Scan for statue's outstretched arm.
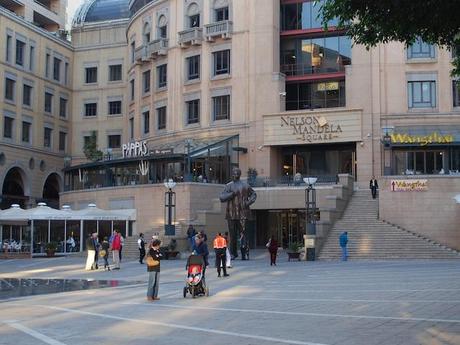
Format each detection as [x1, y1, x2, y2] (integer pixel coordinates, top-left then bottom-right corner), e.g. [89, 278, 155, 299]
[246, 187, 257, 206]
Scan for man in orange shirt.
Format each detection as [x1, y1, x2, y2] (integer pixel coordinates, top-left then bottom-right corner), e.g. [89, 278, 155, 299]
[213, 233, 229, 277]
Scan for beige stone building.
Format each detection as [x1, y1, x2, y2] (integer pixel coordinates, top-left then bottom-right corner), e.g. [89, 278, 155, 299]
[1, 0, 459, 254]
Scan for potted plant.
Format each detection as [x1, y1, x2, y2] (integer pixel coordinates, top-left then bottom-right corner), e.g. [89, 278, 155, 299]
[247, 168, 258, 186]
[287, 242, 302, 261]
[45, 242, 58, 257]
[167, 239, 179, 259]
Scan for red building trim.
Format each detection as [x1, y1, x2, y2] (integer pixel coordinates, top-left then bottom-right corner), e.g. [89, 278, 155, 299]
[280, 27, 346, 37]
[285, 72, 345, 82]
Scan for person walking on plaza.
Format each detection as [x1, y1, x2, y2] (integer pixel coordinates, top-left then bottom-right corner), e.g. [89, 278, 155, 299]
[213, 233, 229, 277]
[111, 230, 121, 270]
[370, 176, 379, 199]
[339, 231, 348, 261]
[119, 233, 124, 262]
[138, 233, 146, 264]
[66, 235, 75, 253]
[101, 236, 110, 271]
[85, 233, 98, 270]
[146, 239, 162, 301]
[193, 234, 209, 277]
[267, 237, 278, 266]
[223, 232, 232, 268]
[239, 231, 248, 260]
[186, 225, 197, 250]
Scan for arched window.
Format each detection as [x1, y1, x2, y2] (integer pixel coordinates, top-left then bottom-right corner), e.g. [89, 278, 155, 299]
[213, 0, 229, 22]
[158, 15, 167, 39]
[143, 22, 151, 44]
[187, 3, 200, 28]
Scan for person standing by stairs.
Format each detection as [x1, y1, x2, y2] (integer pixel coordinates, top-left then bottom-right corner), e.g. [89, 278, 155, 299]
[138, 233, 146, 264]
[339, 231, 348, 261]
[370, 177, 379, 199]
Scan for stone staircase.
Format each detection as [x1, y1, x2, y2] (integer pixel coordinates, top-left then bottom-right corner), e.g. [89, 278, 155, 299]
[319, 189, 460, 260]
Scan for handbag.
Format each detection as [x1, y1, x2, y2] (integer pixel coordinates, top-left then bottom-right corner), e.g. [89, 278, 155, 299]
[146, 255, 160, 267]
[99, 249, 107, 257]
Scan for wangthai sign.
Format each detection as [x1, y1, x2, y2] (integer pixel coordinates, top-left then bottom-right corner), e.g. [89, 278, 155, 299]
[390, 132, 454, 146]
[263, 111, 362, 146]
[122, 140, 149, 158]
[390, 179, 428, 192]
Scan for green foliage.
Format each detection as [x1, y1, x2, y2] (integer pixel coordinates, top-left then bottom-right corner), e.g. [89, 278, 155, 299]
[83, 131, 103, 161]
[288, 242, 303, 253]
[321, 0, 460, 76]
[45, 242, 58, 251]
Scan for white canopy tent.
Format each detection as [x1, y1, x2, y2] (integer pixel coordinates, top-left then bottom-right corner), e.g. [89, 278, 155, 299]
[0, 203, 136, 256]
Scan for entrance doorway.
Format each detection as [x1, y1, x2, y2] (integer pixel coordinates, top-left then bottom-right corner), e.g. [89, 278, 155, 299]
[1, 167, 29, 209]
[256, 210, 306, 248]
[42, 173, 62, 209]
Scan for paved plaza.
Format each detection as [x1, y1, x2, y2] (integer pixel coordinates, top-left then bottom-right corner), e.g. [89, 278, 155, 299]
[0, 252, 459, 345]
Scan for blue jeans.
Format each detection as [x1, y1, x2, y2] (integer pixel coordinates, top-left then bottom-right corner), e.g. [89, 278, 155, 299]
[147, 271, 160, 298]
[188, 237, 195, 250]
[341, 246, 348, 261]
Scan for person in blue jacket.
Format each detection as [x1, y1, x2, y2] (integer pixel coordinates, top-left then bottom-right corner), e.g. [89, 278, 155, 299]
[339, 231, 348, 261]
[192, 234, 209, 276]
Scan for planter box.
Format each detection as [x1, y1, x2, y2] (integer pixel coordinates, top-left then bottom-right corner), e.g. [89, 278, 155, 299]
[287, 252, 301, 261]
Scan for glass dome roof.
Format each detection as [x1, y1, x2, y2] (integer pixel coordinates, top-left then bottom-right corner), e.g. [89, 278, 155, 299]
[73, 0, 130, 26]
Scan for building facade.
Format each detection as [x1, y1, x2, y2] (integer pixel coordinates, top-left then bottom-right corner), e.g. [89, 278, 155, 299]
[1, 0, 459, 251]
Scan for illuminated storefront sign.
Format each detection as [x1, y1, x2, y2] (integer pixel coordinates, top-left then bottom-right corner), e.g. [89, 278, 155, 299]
[390, 179, 428, 192]
[390, 132, 454, 146]
[122, 140, 149, 158]
[280, 115, 343, 143]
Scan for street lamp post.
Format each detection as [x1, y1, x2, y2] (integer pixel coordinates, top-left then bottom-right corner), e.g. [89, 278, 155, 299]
[304, 177, 318, 261]
[164, 178, 176, 236]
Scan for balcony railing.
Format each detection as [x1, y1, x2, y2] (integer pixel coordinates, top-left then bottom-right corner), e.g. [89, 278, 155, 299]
[178, 27, 203, 47]
[134, 45, 149, 62]
[204, 20, 233, 41]
[248, 175, 339, 188]
[148, 38, 168, 57]
[281, 63, 346, 77]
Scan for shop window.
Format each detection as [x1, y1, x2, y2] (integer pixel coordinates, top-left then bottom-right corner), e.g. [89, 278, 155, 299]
[407, 38, 435, 59]
[408, 81, 436, 108]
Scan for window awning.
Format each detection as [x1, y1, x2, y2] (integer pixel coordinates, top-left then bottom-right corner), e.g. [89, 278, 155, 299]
[388, 125, 460, 147]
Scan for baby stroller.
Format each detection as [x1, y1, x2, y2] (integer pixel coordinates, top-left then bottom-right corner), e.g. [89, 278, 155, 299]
[183, 254, 209, 298]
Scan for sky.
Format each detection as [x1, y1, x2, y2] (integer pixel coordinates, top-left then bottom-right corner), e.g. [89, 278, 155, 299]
[66, 0, 86, 28]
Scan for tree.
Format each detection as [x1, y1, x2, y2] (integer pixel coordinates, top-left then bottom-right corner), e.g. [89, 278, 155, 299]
[321, 0, 460, 75]
[83, 131, 103, 161]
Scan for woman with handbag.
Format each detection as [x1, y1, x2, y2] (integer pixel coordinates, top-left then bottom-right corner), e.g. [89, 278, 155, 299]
[146, 239, 162, 301]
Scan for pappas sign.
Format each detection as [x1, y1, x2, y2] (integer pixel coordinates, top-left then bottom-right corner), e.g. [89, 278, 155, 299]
[391, 179, 428, 192]
[122, 141, 149, 158]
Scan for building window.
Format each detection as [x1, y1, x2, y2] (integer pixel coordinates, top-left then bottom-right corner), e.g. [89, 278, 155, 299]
[23, 84, 32, 107]
[45, 53, 50, 78]
[131, 42, 135, 64]
[130, 80, 135, 101]
[84, 103, 98, 117]
[53, 57, 61, 81]
[83, 135, 91, 148]
[281, 1, 337, 31]
[22, 121, 31, 143]
[44, 127, 52, 148]
[187, 55, 200, 80]
[157, 64, 167, 88]
[143, 110, 150, 134]
[5, 78, 15, 101]
[186, 99, 200, 124]
[16, 40, 25, 66]
[44, 92, 53, 113]
[157, 106, 166, 130]
[109, 100, 122, 115]
[453, 80, 460, 107]
[29, 46, 35, 71]
[213, 50, 230, 76]
[408, 81, 436, 108]
[190, 14, 200, 28]
[85, 67, 98, 84]
[215, 7, 229, 21]
[129, 118, 134, 139]
[213, 95, 230, 121]
[286, 80, 346, 110]
[64, 62, 69, 84]
[59, 131, 66, 151]
[109, 64, 122, 81]
[59, 98, 67, 118]
[159, 25, 167, 39]
[6, 35, 12, 63]
[143, 70, 151, 93]
[108, 134, 121, 149]
[407, 38, 435, 59]
[3, 117, 13, 139]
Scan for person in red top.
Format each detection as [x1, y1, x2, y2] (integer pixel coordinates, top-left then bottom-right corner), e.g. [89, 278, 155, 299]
[111, 230, 121, 269]
[213, 233, 229, 277]
[267, 237, 279, 266]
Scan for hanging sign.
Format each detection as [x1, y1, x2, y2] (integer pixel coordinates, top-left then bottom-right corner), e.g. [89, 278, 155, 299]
[122, 140, 149, 158]
[390, 179, 428, 192]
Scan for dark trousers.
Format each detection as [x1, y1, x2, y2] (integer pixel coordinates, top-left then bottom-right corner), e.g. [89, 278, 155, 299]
[215, 249, 227, 276]
[119, 246, 123, 261]
[103, 255, 109, 269]
[240, 246, 247, 260]
[227, 220, 242, 258]
[139, 248, 145, 263]
[270, 252, 277, 265]
[371, 188, 377, 199]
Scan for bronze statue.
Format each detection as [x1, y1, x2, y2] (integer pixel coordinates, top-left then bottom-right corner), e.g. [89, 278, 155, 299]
[219, 168, 257, 258]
